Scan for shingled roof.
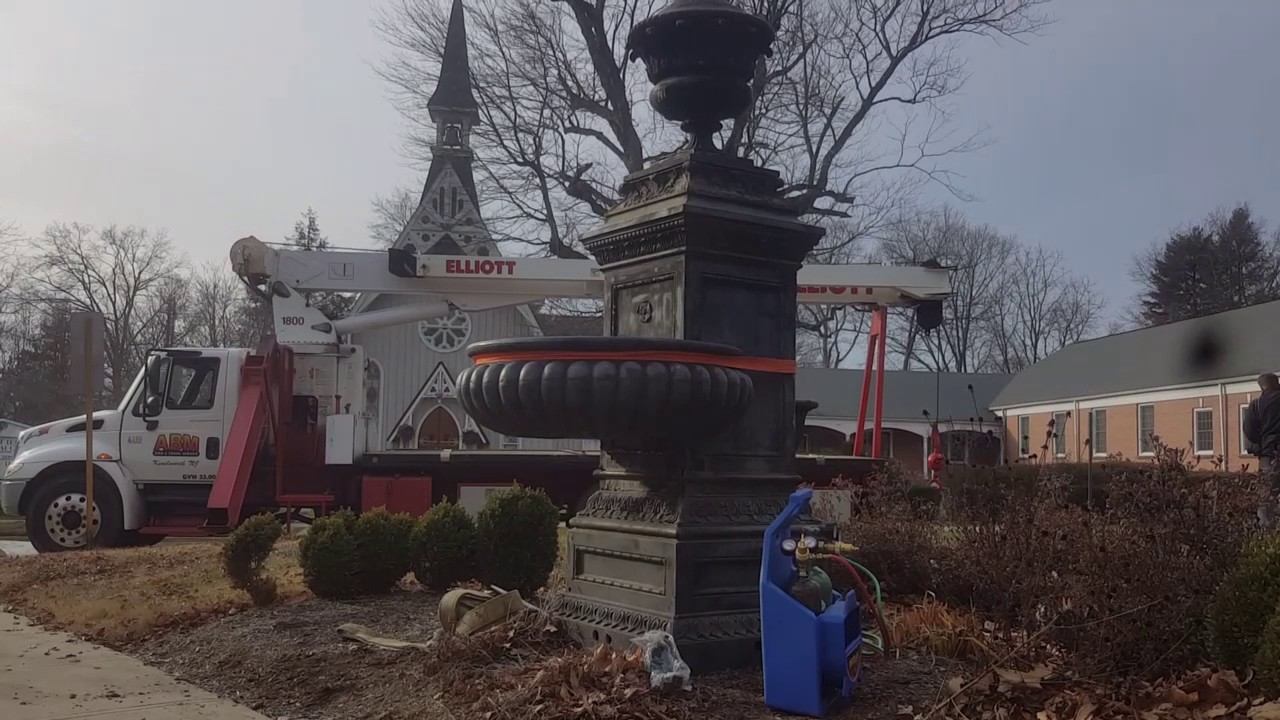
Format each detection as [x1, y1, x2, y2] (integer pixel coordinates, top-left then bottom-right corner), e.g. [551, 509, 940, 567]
[428, 0, 478, 113]
[796, 369, 1011, 424]
[992, 299, 1280, 409]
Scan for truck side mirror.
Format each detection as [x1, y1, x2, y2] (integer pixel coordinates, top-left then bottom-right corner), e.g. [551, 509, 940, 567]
[143, 356, 166, 418]
[145, 356, 164, 395]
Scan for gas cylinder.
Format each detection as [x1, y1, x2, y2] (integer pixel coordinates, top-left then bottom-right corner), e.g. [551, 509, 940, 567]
[789, 565, 833, 614]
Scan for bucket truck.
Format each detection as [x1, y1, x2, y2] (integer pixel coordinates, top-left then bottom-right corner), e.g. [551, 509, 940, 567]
[0, 237, 950, 552]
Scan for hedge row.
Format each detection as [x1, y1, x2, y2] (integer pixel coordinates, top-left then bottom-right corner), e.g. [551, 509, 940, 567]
[943, 460, 1251, 511]
[221, 484, 561, 603]
[843, 453, 1266, 676]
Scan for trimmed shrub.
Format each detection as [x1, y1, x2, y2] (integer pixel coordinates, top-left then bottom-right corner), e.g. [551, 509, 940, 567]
[476, 484, 560, 597]
[221, 513, 283, 606]
[352, 508, 416, 594]
[411, 500, 477, 591]
[1254, 604, 1280, 694]
[1209, 532, 1280, 671]
[298, 509, 360, 599]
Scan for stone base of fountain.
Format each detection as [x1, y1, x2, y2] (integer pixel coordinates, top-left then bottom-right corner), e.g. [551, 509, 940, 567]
[553, 452, 815, 672]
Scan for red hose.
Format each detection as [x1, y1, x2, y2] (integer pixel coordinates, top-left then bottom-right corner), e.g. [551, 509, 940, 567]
[826, 554, 892, 653]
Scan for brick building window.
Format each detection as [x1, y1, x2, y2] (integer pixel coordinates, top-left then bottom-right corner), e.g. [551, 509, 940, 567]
[860, 430, 894, 457]
[1138, 404, 1156, 456]
[1194, 408, 1214, 455]
[1088, 408, 1107, 455]
[1052, 411, 1068, 457]
[1241, 404, 1254, 456]
[1018, 416, 1030, 457]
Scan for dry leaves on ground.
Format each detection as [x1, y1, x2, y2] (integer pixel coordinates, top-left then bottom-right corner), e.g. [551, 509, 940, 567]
[926, 664, 1280, 720]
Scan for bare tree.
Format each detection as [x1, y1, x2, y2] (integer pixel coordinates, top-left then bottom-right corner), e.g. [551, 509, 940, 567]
[0, 220, 31, 410]
[376, 0, 1048, 254]
[369, 186, 422, 247]
[184, 262, 267, 348]
[880, 206, 1014, 372]
[797, 305, 870, 368]
[27, 223, 182, 402]
[796, 221, 875, 366]
[984, 245, 1104, 373]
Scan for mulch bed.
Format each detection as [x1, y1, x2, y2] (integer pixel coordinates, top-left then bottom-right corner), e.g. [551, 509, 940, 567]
[135, 591, 451, 719]
[133, 590, 955, 720]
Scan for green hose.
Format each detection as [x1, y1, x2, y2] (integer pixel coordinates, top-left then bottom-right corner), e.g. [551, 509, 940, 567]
[850, 559, 885, 656]
[824, 556, 887, 656]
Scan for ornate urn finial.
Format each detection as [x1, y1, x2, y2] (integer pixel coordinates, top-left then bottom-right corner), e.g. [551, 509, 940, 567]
[626, 0, 775, 152]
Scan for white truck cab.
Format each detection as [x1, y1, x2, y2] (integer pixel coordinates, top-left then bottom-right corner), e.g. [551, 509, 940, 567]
[0, 348, 246, 551]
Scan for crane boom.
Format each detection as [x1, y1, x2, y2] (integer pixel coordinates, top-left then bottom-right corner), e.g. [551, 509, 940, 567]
[230, 236, 951, 345]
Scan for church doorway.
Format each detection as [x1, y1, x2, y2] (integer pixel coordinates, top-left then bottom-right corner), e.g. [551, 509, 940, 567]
[418, 406, 460, 450]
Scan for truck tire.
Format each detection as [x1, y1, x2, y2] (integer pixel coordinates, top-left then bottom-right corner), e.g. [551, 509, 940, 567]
[24, 473, 126, 553]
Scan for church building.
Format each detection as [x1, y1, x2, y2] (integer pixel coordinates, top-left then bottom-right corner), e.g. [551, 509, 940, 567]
[349, 0, 597, 454]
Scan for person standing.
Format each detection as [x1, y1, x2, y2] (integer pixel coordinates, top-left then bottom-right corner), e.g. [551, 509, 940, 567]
[1244, 373, 1280, 529]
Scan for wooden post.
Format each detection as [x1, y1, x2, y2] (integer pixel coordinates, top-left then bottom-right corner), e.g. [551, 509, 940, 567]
[71, 311, 104, 549]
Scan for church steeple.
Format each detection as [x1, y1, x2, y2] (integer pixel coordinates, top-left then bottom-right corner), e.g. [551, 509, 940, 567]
[428, 0, 479, 149]
[379, 0, 491, 260]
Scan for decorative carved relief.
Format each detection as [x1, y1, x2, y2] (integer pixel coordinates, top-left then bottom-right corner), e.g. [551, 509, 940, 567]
[553, 595, 672, 635]
[634, 299, 654, 323]
[611, 168, 690, 212]
[577, 491, 679, 524]
[671, 612, 761, 643]
[610, 154, 790, 215]
[554, 595, 763, 645]
[576, 487, 796, 526]
[584, 214, 813, 267]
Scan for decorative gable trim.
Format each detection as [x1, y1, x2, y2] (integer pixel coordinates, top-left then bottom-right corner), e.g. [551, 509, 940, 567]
[461, 414, 489, 447]
[386, 363, 459, 444]
[423, 362, 458, 399]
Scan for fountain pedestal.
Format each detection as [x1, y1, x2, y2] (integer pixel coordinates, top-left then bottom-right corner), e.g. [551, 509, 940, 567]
[559, 151, 823, 670]
[459, 0, 826, 671]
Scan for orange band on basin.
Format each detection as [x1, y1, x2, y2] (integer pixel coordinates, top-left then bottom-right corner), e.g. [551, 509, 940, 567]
[471, 350, 797, 375]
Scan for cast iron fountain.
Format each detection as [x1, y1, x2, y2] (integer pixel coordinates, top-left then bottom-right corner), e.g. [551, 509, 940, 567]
[458, 0, 825, 672]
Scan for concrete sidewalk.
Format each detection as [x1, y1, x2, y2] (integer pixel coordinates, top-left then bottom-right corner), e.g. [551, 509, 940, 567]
[0, 540, 34, 557]
[1, 612, 269, 719]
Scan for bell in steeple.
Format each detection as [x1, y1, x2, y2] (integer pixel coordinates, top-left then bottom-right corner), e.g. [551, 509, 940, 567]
[429, 0, 478, 153]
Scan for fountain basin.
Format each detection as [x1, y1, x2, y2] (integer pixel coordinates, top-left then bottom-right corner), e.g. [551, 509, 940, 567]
[457, 337, 754, 444]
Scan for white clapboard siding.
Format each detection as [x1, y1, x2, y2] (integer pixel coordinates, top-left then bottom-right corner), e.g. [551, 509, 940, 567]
[352, 294, 591, 452]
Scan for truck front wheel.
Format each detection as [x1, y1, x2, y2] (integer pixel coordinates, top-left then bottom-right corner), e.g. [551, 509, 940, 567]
[25, 474, 125, 552]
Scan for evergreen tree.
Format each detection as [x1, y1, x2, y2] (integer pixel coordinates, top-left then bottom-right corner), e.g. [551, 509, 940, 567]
[1212, 205, 1278, 309]
[288, 207, 330, 252]
[285, 208, 353, 320]
[0, 308, 83, 423]
[1135, 204, 1280, 326]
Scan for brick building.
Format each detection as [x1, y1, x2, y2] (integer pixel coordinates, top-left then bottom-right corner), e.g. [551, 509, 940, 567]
[992, 300, 1280, 469]
[797, 368, 1011, 474]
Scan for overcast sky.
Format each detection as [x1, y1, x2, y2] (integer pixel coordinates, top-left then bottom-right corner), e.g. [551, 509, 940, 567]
[2, 0, 1278, 311]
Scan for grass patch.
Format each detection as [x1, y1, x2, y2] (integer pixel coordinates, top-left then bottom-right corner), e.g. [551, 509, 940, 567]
[0, 540, 306, 645]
